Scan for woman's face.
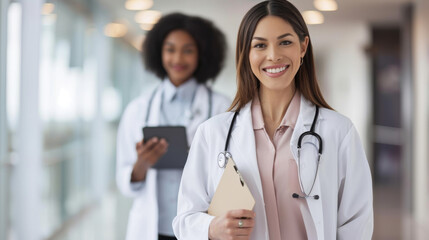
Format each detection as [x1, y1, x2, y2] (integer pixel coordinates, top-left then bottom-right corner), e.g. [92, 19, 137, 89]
[162, 30, 198, 86]
[249, 15, 308, 92]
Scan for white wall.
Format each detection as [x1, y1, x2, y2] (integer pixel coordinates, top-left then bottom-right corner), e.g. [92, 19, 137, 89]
[310, 22, 372, 159]
[412, 0, 429, 233]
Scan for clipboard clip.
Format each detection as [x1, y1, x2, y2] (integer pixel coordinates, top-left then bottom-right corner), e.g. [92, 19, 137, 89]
[233, 165, 245, 187]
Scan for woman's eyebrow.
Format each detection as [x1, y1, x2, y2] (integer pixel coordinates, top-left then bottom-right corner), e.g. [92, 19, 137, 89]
[277, 33, 292, 39]
[163, 42, 196, 47]
[252, 33, 293, 41]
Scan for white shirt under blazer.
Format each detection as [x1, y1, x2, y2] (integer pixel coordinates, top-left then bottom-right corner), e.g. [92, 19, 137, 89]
[116, 83, 230, 240]
[173, 96, 373, 240]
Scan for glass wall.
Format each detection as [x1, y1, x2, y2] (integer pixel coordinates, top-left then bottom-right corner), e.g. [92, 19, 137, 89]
[38, 0, 147, 237]
[4, 1, 22, 239]
[39, 2, 95, 235]
[3, 0, 148, 238]
[0, 0, 10, 238]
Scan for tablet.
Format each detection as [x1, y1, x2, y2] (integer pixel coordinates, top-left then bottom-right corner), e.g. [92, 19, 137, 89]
[142, 126, 189, 169]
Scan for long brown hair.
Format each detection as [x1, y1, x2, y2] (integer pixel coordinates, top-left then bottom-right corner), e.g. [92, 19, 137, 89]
[229, 0, 332, 111]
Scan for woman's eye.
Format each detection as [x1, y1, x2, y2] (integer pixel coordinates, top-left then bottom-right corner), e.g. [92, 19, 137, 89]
[183, 48, 195, 54]
[165, 48, 175, 53]
[280, 40, 292, 46]
[253, 43, 266, 48]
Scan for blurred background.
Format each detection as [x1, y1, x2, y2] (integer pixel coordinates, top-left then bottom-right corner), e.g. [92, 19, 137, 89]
[0, 0, 428, 239]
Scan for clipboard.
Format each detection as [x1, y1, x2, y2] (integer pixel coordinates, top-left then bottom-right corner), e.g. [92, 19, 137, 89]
[142, 126, 188, 169]
[208, 157, 255, 216]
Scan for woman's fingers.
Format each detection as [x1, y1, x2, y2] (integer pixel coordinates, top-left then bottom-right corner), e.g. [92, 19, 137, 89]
[233, 227, 254, 236]
[140, 137, 159, 152]
[140, 138, 168, 165]
[209, 211, 255, 240]
[145, 139, 168, 159]
[230, 218, 254, 229]
[137, 138, 166, 155]
[223, 217, 254, 231]
[222, 227, 253, 237]
[226, 209, 256, 220]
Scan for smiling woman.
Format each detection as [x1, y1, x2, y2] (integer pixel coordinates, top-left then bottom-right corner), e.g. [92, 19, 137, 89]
[173, 1, 373, 239]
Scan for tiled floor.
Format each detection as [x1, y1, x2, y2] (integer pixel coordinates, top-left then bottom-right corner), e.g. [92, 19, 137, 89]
[54, 190, 132, 240]
[373, 184, 429, 240]
[53, 186, 428, 240]
[373, 184, 403, 239]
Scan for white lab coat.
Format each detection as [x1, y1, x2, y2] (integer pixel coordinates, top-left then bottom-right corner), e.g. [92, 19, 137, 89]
[116, 84, 231, 240]
[173, 96, 373, 240]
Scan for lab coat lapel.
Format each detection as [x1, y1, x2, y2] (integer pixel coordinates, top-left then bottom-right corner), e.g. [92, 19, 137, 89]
[145, 86, 162, 126]
[185, 85, 209, 144]
[188, 85, 209, 129]
[291, 97, 324, 193]
[229, 102, 264, 202]
[291, 97, 325, 239]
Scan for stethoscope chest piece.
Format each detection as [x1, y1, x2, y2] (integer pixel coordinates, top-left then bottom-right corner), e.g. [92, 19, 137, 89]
[217, 151, 232, 168]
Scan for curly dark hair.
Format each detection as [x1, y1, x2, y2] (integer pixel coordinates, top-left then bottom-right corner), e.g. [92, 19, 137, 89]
[142, 13, 227, 84]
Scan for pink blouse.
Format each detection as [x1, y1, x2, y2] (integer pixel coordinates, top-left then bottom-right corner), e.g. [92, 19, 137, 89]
[251, 91, 309, 240]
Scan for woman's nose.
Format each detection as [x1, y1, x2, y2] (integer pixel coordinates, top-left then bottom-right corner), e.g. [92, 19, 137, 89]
[173, 52, 183, 62]
[267, 46, 282, 62]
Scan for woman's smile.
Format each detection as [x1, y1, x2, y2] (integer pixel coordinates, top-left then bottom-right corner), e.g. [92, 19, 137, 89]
[171, 64, 188, 72]
[262, 64, 289, 77]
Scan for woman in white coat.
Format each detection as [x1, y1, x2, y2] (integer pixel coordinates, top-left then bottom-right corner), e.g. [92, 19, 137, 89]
[173, 1, 373, 239]
[116, 13, 230, 240]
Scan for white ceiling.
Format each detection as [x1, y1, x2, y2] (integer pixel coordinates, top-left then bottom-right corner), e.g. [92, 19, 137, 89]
[97, 0, 413, 50]
[100, 0, 413, 24]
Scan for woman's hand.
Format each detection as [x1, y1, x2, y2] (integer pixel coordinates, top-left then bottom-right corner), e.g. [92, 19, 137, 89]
[208, 209, 255, 240]
[131, 137, 168, 182]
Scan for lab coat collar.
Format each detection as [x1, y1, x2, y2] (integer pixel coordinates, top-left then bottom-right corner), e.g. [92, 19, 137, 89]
[234, 95, 324, 132]
[298, 96, 325, 127]
[162, 78, 198, 103]
[145, 82, 206, 127]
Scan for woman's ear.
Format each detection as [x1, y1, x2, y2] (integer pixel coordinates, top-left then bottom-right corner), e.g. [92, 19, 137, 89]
[301, 36, 309, 58]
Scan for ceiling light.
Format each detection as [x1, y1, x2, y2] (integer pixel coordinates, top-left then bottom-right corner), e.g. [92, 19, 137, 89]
[314, 0, 338, 12]
[135, 10, 162, 24]
[140, 23, 154, 31]
[302, 11, 324, 25]
[104, 23, 128, 38]
[42, 3, 55, 15]
[125, 0, 153, 11]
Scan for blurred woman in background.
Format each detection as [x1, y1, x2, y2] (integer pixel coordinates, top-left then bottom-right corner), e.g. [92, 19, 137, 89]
[116, 13, 230, 240]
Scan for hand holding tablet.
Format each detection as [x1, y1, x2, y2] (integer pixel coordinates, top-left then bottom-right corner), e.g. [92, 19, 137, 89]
[142, 126, 189, 169]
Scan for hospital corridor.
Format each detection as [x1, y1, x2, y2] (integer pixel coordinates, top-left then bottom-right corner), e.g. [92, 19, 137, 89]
[1, 0, 429, 239]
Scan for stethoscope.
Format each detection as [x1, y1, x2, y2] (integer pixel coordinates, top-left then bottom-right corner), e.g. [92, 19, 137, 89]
[145, 84, 213, 124]
[217, 105, 323, 200]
